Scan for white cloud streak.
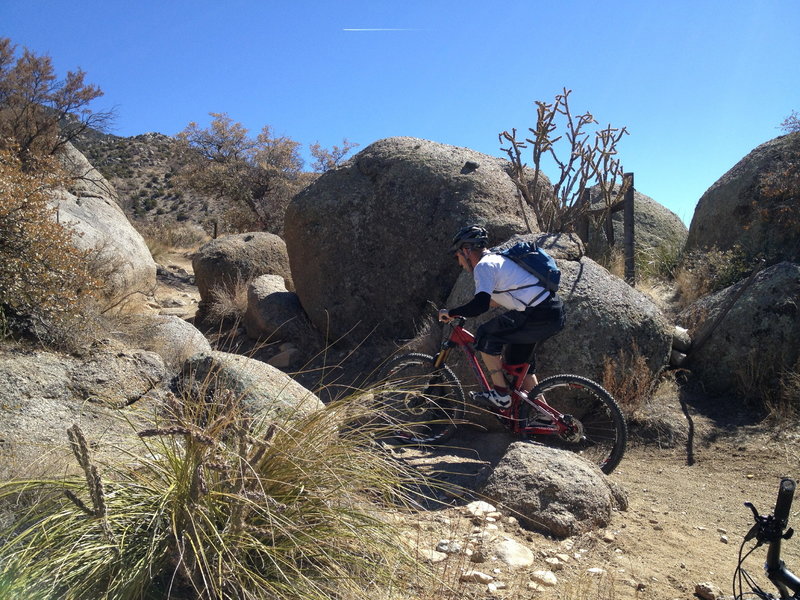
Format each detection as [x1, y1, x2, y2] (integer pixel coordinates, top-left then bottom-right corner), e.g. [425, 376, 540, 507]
[342, 28, 420, 31]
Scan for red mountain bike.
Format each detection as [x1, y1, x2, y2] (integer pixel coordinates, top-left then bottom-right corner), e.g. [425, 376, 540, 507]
[376, 316, 627, 474]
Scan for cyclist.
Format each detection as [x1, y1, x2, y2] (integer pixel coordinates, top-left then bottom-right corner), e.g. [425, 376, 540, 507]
[438, 224, 566, 409]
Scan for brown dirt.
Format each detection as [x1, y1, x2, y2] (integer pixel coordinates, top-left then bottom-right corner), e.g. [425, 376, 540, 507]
[393, 412, 800, 599]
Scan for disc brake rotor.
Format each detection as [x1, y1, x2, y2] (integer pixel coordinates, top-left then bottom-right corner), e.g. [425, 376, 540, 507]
[559, 414, 585, 443]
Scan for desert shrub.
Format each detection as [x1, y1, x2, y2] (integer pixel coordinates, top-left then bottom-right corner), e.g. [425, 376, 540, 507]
[774, 362, 800, 421]
[734, 351, 800, 423]
[673, 246, 751, 308]
[636, 241, 684, 282]
[601, 341, 656, 418]
[592, 245, 625, 279]
[0, 383, 431, 599]
[0, 147, 101, 339]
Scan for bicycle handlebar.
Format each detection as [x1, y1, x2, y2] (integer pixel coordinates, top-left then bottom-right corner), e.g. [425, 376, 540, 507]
[763, 478, 800, 599]
[774, 478, 796, 530]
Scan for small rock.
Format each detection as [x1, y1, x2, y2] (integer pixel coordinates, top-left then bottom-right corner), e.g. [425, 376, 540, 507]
[460, 570, 494, 584]
[419, 549, 448, 563]
[495, 538, 534, 568]
[695, 581, 724, 600]
[587, 567, 607, 575]
[527, 582, 543, 591]
[530, 570, 558, 586]
[436, 540, 462, 554]
[545, 557, 562, 569]
[465, 501, 497, 518]
[720, 535, 729, 544]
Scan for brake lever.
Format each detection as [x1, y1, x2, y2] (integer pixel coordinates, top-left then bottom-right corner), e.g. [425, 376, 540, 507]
[744, 502, 762, 542]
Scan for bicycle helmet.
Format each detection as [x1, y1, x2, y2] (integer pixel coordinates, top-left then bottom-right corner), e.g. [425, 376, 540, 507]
[450, 225, 489, 253]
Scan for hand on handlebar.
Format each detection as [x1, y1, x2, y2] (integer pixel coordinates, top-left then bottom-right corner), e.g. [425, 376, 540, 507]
[438, 309, 453, 323]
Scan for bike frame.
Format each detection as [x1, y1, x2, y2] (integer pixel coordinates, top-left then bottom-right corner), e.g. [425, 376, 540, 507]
[432, 318, 568, 436]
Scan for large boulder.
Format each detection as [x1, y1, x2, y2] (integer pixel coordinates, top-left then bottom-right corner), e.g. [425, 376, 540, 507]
[283, 137, 550, 346]
[686, 133, 800, 262]
[180, 351, 324, 422]
[193, 232, 293, 311]
[243, 274, 321, 348]
[0, 347, 168, 479]
[585, 186, 688, 259]
[481, 442, 627, 537]
[677, 261, 800, 397]
[109, 314, 212, 371]
[51, 142, 157, 308]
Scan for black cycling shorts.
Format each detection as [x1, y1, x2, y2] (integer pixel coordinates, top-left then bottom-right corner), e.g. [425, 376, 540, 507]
[475, 294, 565, 368]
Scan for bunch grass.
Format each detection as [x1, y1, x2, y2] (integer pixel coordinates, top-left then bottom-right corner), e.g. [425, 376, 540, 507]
[0, 377, 435, 599]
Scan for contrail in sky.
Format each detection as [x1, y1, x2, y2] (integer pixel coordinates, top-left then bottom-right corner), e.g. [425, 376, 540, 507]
[342, 28, 420, 31]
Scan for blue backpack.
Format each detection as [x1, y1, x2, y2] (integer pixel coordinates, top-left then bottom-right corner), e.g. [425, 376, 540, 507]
[494, 240, 560, 304]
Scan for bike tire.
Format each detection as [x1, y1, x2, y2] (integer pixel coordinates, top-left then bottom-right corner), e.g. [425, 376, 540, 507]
[523, 374, 627, 474]
[374, 352, 465, 445]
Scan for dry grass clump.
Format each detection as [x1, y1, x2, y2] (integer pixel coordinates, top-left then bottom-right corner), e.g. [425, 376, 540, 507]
[137, 221, 211, 262]
[0, 378, 436, 599]
[601, 342, 656, 419]
[206, 277, 250, 324]
[735, 351, 800, 425]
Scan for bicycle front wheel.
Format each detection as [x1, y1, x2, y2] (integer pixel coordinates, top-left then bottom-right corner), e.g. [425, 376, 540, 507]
[374, 353, 465, 445]
[524, 374, 627, 474]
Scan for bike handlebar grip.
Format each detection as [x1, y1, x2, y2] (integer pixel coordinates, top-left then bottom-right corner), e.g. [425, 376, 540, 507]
[773, 478, 796, 529]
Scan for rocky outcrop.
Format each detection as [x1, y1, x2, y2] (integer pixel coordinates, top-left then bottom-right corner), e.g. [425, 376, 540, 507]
[686, 132, 800, 262]
[678, 261, 800, 396]
[481, 442, 627, 537]
[51, 142, 157, 308]
[243, 275, 321, 348]
[109, 314, 212, 371]
[0, 347, 168, 479]
[192, 232, 293, 311]
[180, 351, 323, 421]
[283, 137, 551, 346]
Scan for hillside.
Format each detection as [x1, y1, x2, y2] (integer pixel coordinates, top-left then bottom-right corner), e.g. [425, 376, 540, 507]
[73, 130, 220, 228]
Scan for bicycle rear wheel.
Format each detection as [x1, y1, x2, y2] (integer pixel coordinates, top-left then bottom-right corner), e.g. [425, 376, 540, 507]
[523, 374, 627, 474]
[374, 353, 464, 445]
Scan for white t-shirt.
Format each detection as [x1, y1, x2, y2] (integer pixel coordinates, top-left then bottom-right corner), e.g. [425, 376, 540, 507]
[473, 253, 549, 311]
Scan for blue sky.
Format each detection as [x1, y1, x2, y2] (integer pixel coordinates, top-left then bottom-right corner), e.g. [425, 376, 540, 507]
[2, 0, 798, 226]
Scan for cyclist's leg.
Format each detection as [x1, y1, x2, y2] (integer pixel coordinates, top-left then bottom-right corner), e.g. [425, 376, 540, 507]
[480, 351, 506, 388]
[504, 294, 566, 392]
[504, 343, 538, 392]
[475, 312, 527, 390]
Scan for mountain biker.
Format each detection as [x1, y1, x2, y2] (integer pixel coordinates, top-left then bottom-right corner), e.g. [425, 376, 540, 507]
[438, 224, 566, 409]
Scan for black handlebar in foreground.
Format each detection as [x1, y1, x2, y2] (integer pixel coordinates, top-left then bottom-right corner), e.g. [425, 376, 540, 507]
[774, 478, 796, 532]
[765, 478, 800, 598]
